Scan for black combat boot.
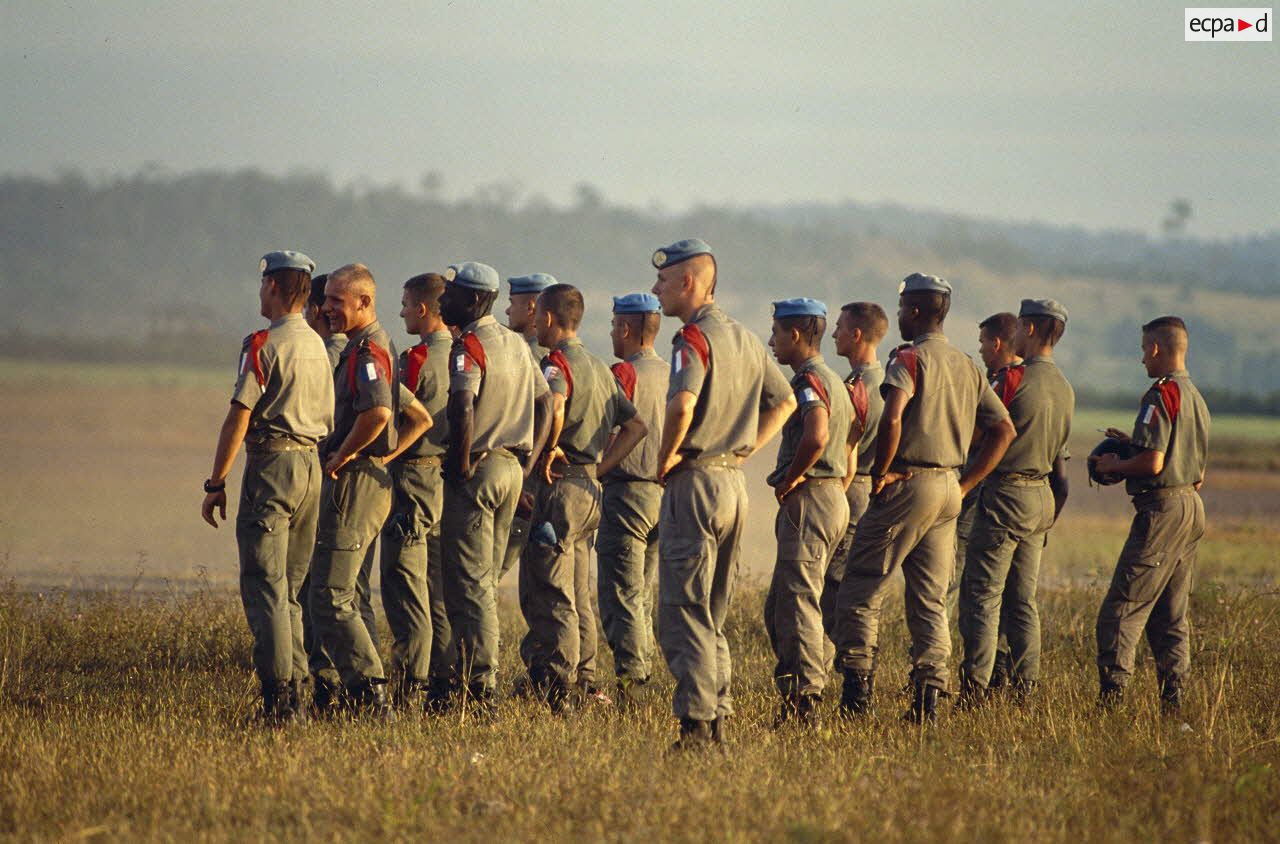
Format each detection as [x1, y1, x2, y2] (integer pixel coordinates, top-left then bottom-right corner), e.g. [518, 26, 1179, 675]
[904, 681, 939, 724]
[1098, 681, 1124, 711]
[547, 680, 577, 715]
[989, 651, 1012, 691]
[348, 678, 396, 722]
[954, 674, 989, 712]
[838, 670, 874, 719]
[671, 718, 714, 751]
[462, 683, 499, 721]
[615, 677, 649, 713]
[1158, 675, 1182, 716]
[311, 673, 342, 719]
[250, 680, 294, 727]
[1010, 678, 1037, 706]
[710, 715, 728, 744]
[425, 676, 455, 715]
[395, 677, 430, 712]
[795, 694, 822, 728]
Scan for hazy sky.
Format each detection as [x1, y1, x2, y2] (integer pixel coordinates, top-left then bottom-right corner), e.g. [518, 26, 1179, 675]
[3, 1, 1276, 237]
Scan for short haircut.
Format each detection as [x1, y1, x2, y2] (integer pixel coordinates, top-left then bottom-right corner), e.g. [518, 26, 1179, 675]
[308, 273, 328, 308]
[618, 311, 661, 343]
[840, 302, 888, 344]
[777, 315, 827, 348]
[1142, 315, 1189, 353]
[902, 290, 950, 322]
[404, 273, 446, 314]
[978, 312, 1018, 344]
[330, 262, 376, 295]
[539, 283, 584, 330]
[266, 267, 312, 309]
[1021, 314, 1066, 346]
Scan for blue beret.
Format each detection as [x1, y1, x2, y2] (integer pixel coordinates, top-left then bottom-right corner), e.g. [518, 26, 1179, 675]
[1019, 298, 1069, 323]
[444, 262, 500, 292]
[652, 238, 713, 269]
[260, 250, 315, 275]
[772, 298, 828, 319]
[898, 272, 952, 296]
[507, 273, 557, 295]
[613, 293, 661, 314]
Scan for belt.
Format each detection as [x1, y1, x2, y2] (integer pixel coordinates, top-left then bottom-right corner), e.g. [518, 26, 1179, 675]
[400, 455, 442, 468]
[850, 474, 873, 485]
[348, 454, 386, 468]
[988, 472, 1048, 487]
[890, 464, 957, 475]
[246, 437, 317, 454]
[1132, 484, 1196, 509]
[667, 452, 740, 477]
[556, 463, 597, 480]
[469, 447, 518, 464]
[801, 477, 843, 487]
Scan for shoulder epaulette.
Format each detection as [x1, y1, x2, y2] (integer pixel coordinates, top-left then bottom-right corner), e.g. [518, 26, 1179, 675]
[403, 343, 430, 391]
[889, 344, 919, 388]
[346, 338, 392, 393]
[801, 370, 831, 411]
[241, 329, 270, 388]
[678, 324, 710, 369]
[845, 377, 870, 428]
[461, 332, 487, 373]
[547, 349, 574, 399]
[611, 361, 637, 402]
[995, 363, 1026, 408]
[1155, 377, 1181, 420]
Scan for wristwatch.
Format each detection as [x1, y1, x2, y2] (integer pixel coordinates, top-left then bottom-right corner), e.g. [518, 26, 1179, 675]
[203, 479, 226, 493]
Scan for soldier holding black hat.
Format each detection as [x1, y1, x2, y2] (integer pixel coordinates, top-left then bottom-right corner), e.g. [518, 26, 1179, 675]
[1091, 316, 1209, 713]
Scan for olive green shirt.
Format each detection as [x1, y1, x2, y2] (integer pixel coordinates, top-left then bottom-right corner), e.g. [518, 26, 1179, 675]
[668, 303, 792, 458]
[396, 329, 452, 460]
[450, 314, 550, 454]
[990, 356, 1074, 477]
[846, 360, 884, 476]
[603, 348, 668, 482]
[541, 338, 638, 465]
[768, 354, 852, 486]
[1126, 370, 1210, 495]
[525, 332, 549, 368]
[882, 332, 1009, 470]
[323, 320, 398, 459]
[231, 312, 334, 444]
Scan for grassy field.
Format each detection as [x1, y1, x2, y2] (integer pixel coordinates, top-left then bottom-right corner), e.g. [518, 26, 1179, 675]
[1, 582, 1278, 842]
[2, 359, 1278, 840]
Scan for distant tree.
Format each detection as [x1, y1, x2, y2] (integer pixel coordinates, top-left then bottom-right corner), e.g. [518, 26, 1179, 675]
[1162, 198, 1192, 236]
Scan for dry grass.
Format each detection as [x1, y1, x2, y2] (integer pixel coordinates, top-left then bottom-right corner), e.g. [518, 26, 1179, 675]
[1, 577, 1277, 842]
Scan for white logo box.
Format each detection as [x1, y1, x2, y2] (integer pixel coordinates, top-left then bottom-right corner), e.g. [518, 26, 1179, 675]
[1185, 8, 1273, 40]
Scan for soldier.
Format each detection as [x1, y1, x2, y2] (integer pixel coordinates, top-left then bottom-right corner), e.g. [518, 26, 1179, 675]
[305, 273, 346, 369]
[518, 284, 648, 711]
[832, 273, 1015, 723]
[1091, 316, 1209, 713]
[379, 272, 458, 710]
[598, 293, 668, 709]
[950, 313, 1022, 625]
[300, 270, 378, 712]
[650, 238, 795, 748]
[310, 262, 431, 717]
[501, 273, 558, 582]
[763, 298, 852, 727]
[822, 302, 888, 640]
[957, 300, 1073, 705]
[201, 250, 333, 723]
[438, 262, 553, 715]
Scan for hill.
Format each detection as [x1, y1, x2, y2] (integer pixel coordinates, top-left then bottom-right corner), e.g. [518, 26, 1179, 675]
[2, 169, 1277, 394]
